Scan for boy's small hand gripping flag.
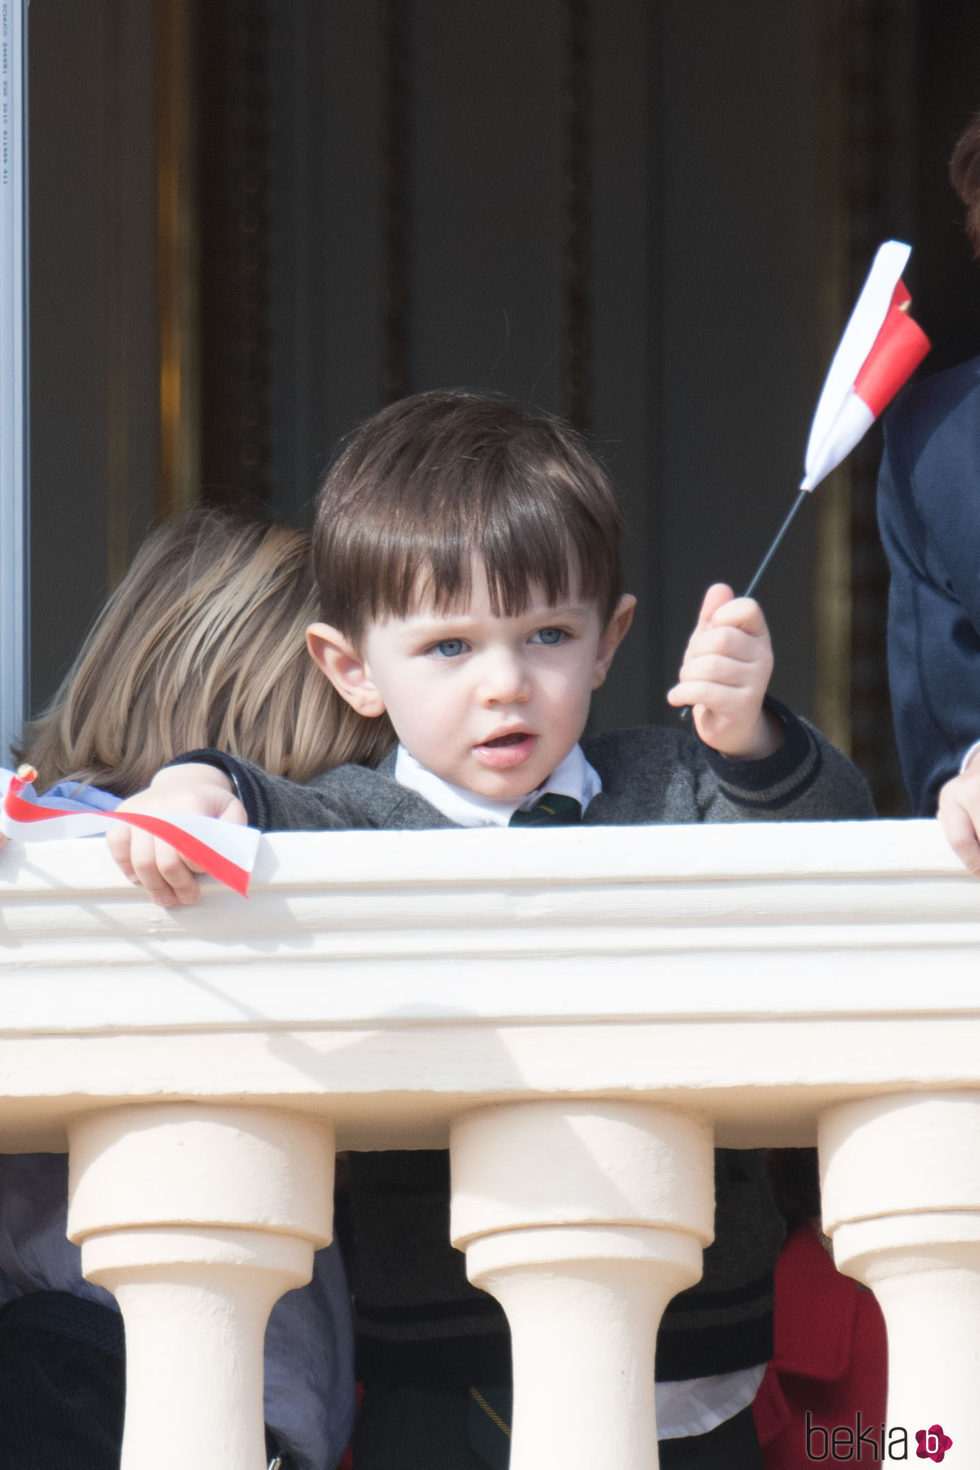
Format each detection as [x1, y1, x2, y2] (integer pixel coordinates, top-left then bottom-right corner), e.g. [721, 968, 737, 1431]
[743, 239, 930, 598]
[1, 767, 260, 897]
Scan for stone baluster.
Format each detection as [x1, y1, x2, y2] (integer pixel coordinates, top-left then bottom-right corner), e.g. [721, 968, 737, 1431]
[820, 1092, 980, 1461]
[68, 1103, 334, 1470]
[450, 1100, 714, 1470]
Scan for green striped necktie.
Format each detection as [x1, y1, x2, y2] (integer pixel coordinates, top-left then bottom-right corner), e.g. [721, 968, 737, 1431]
[468, 1385, 512, 1469]
[508, 793, 582, 827]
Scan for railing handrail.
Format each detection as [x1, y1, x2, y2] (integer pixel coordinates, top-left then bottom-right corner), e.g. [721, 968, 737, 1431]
[0, 815, 978, 1155]
[0, 816, 963, 899]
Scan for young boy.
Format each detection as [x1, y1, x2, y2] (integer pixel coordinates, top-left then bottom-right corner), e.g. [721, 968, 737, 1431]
[109, 391, 873, 1468]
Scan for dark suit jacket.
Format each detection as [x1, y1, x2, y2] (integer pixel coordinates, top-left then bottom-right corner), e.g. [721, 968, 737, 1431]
[878, 355, 980, 814]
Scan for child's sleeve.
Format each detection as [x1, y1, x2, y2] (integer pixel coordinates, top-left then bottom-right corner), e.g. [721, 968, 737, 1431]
[695, 700, 875, 823]
[877, 399, 980, 816]
[165, 750, 369, 833]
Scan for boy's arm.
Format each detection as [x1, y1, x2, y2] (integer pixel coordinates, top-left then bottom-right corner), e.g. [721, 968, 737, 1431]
[107, 751, 355, 907]
[666, 583, 874, 821]
[694, 702, 875, 821]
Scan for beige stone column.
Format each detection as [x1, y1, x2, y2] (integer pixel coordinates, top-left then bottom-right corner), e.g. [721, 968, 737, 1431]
[450, 1101, 714, 1470]
[68, 1104, 335, 1470]
[821, 1092, 980, 1458]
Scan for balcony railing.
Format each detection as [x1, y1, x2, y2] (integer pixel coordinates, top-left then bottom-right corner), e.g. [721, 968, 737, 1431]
[2, 817, 979, 1468]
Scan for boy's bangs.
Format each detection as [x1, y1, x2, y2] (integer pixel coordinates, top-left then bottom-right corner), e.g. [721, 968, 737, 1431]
[367, 482, 608, 623]
[315, 391, 624, 637]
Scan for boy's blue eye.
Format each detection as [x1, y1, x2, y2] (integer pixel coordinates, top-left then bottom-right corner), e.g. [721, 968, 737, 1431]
[431, 638, 467, 658]
[532, 627, 566, 646]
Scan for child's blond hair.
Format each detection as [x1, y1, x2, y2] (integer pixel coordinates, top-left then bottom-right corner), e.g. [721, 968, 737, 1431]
[18, 509, 394, 796]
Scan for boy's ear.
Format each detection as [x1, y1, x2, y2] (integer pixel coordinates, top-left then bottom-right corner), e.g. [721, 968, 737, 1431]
[306, 623, 387, 718]
[591, 594, 636, 690]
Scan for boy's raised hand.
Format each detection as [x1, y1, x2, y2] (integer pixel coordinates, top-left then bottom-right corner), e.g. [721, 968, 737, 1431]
[106, 764, 247, 908]
[667, 583, 783, 760]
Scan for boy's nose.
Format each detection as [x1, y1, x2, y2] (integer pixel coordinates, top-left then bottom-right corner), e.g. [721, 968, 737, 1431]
[478, 650, 530, 704]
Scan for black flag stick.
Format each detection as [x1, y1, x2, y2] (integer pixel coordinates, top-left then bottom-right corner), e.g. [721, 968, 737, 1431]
[741, 488, 809, 600]
[678, 488, 810, 721]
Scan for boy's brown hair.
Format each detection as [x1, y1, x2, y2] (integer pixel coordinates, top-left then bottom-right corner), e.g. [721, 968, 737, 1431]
[312, 390, 624, 643]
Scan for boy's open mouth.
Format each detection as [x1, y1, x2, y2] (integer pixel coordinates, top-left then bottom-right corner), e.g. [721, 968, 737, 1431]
[474, 730, 537, 769]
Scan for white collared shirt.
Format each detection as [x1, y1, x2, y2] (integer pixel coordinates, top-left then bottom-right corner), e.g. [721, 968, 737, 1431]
[393, 742, 601, 826]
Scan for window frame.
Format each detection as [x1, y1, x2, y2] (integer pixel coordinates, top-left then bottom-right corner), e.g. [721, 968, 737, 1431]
[0, 0, 28, 767]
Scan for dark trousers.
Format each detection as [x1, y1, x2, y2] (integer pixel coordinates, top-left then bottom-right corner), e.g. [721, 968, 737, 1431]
[0, 1293, 125, 1470]
[352, 1385, 764, 1470]
[0, 1293, 292, 1470]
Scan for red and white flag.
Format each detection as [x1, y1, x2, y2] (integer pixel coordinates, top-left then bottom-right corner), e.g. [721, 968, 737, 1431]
[1, 768, 260, 897]
[801, 240, 930, 491]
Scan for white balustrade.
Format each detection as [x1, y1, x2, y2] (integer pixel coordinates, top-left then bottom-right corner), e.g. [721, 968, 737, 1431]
[2, 816, 980, 1467]
[451, 1102, 714, 1470]
[69, 1105, 334, 1470]
[820, 1093, 980, 1458]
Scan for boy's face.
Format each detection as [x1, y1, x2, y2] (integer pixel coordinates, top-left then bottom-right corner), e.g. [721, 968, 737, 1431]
[310, 561, 635, 801]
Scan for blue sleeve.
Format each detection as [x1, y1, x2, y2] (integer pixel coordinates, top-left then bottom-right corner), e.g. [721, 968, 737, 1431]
[263, 1243, 356, 1470]
[877, 402, 980, 815]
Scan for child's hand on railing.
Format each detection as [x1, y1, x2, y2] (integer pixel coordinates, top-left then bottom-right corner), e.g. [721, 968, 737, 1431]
[938, 756, 980, 877]
[107, 764, 247, 907]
